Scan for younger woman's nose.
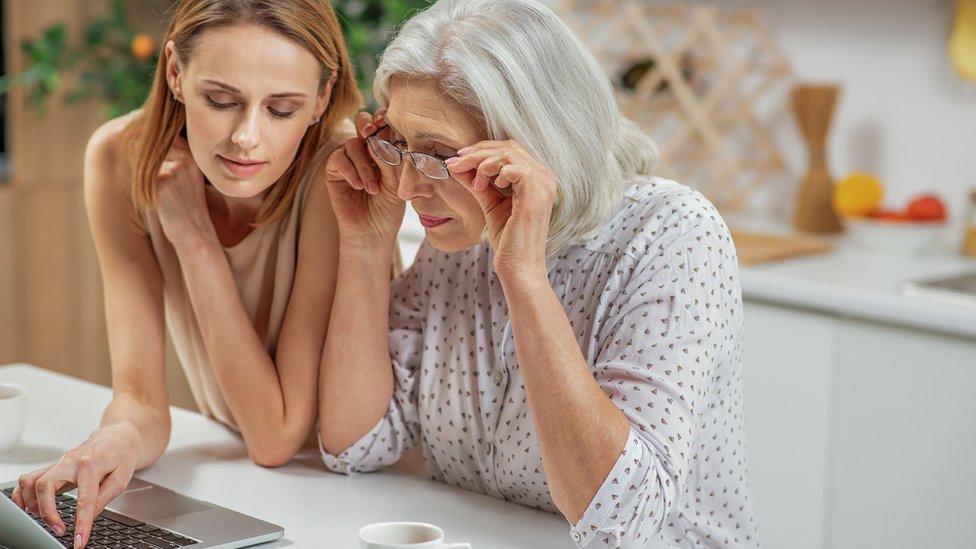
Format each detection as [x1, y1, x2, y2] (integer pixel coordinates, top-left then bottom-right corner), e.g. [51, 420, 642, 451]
[231, 109, 261, 151]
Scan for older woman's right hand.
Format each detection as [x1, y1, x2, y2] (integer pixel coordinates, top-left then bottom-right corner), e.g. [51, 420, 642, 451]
[11, 423, 140, 549]
[324, 110, 405, 246]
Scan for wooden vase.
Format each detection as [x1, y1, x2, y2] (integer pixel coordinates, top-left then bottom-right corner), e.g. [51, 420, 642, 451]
[792, 84, 843, 233]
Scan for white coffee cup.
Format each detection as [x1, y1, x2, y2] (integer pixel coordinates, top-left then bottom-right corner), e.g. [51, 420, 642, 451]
[359, 522, 471, 549]
[0, 382, 27, 455]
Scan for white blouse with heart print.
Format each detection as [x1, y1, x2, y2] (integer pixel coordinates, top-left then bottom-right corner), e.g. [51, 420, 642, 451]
[320, 177, 761, 548]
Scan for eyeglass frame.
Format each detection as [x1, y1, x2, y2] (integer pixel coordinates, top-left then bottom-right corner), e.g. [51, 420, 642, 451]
[365, 125, 452, 181]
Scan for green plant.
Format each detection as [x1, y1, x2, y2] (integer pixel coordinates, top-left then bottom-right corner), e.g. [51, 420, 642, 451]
[0, 0, 163, 119]
[333, 0, 432, 105]
[2, 0, 429, 118]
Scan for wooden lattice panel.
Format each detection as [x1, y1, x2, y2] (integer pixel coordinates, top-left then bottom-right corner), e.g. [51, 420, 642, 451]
[556, 1, 794, 211]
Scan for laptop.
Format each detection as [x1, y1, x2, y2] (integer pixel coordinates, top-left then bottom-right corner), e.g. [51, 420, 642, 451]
[0, 477, 283, 549]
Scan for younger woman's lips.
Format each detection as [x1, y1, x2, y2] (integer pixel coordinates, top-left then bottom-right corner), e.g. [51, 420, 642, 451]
[418, 214, 453, 228]
[219, 155, 267, 178]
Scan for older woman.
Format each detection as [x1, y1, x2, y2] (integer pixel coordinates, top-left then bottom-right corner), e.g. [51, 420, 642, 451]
[320, 0, 759, 547]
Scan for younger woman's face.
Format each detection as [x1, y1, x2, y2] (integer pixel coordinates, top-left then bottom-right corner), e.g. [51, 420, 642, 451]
[166, 24, 330, 199]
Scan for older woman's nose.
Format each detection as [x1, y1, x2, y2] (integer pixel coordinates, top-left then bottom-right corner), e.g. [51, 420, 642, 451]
[231, 109, 261, 151]
[397, 165, 434, 201]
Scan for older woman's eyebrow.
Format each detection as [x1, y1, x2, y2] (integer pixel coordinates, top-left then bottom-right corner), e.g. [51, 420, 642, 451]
[202, 79, 307, 99]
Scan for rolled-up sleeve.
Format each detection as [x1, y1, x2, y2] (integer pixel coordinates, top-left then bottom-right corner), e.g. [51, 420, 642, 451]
[320, 243, 432, 474]
[571, 221, 740, 547]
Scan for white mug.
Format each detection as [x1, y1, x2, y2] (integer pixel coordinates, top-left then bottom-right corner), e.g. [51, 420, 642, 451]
[359, 522, 471, 549]
[0, 382, 27, 456]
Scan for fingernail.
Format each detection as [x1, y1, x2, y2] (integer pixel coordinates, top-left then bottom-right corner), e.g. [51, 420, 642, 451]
[362, 123, 375, 135]
[457, 147, 472, 155]
[54, 524, 64, 536]
[444, 157, 460, 166]
[74, 533, 83, 548]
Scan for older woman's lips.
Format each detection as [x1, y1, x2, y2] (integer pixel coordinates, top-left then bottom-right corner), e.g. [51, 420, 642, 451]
[418, 214, 453, 228]
[219, 155, 267, 178]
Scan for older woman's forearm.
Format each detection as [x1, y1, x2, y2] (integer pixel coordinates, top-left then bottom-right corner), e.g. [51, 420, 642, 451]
[499, 273, 631, 524]
[319, 240, 397, 455]
[175, 241, 313, 466]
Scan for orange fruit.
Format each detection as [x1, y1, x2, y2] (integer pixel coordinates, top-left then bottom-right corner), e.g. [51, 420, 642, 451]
[131, 34, 155, 61]
[834, 172, 883, 217]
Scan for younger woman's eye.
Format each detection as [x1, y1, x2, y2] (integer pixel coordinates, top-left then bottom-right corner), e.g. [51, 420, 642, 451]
[269, 107, 296, 119]
[205, 95, 235, 109]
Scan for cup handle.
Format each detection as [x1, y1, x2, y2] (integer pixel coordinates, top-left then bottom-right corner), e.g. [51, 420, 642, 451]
[443, 544, 471, 549]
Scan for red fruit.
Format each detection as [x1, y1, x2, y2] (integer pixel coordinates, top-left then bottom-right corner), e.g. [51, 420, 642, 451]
[905, 195, 947, 221]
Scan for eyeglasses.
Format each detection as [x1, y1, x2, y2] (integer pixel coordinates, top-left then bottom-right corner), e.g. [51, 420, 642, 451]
[365, 127, 451, 180]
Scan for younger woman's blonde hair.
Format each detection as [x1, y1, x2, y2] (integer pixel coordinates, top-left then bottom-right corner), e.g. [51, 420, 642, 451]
[126, 0, 362, 227]
[374, 0, 657, 257]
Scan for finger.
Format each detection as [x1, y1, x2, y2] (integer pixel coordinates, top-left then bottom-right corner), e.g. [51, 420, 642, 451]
[345, 139, 380, 194]
[373, 109, 388, 128]
[494, 164, 525, 195]
[473, 155, 507, 192]
[328, 148, 364, 190]
[71, 459, 102, 549]
[456, 168, 507, 216]
[445, 145, 508, 174]
[17, 467, 49, 513]
[91, 467, 132, 525]
[355, 111, 377, 137]
[34, 470, 70, 535]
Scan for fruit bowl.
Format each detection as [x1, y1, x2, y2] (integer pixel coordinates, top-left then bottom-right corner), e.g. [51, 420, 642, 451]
[843, 216, 946, 254]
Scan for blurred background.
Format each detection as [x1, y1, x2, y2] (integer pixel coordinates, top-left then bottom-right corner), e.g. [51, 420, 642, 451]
[1, 1, 975, 548]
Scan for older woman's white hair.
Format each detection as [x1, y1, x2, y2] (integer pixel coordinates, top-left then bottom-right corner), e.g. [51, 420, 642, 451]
[374, 0, 658, 256]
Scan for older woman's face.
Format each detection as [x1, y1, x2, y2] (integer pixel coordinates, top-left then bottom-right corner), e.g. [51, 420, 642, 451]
[385, 77, 487, 252]
[167, 24, 328, 199]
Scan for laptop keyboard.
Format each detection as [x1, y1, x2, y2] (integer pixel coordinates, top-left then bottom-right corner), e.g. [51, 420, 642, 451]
[2, 486, 198, 548]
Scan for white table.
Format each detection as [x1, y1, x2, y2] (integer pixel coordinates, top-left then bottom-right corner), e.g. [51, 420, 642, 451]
[0, 365, 573, 548]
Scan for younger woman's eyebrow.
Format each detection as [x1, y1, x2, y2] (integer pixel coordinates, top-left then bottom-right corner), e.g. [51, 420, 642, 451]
[202, 79, 307, 99]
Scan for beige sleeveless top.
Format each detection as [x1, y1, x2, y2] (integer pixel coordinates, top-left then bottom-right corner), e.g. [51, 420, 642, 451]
[141, 148, 328, 431]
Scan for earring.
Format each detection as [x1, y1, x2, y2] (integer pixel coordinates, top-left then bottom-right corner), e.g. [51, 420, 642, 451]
[172, 91, 181, 103]
[310, 117, 320, 125]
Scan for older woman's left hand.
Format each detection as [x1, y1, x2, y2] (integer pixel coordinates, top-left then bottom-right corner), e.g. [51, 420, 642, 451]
[446, 139, 556, 281]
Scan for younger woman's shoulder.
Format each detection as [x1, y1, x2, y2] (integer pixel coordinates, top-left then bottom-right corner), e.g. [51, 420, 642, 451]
[84, 110, 145, 231]
[85, 110, 143, 188]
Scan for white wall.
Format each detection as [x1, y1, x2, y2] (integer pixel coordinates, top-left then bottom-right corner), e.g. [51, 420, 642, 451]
[552, 0, 974, 238]
[399, 0, 975, 257]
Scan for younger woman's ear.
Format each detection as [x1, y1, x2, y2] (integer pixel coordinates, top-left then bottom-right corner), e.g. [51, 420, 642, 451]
[164, 40, 184, 102]
[311, 70, 337, 126]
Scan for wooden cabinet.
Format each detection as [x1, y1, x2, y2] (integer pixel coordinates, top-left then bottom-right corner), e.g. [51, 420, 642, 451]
[743, 299, 976, 549]
[1, 0, 196, 410]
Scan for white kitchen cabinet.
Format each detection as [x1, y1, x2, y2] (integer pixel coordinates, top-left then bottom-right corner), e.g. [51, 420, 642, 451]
[742, 301, 839, 549]
[742, 298, 976, 549]
[828, 319, 976, 549]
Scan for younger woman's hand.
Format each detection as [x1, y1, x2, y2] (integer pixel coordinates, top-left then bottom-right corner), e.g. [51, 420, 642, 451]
[155, 136, 219, 253]
[323, 110, 405, 248]
[11, 423, 140, 549]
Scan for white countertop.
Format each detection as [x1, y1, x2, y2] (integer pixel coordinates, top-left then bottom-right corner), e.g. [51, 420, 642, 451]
[0, 365, 573, 548]
[398, 211, 976, 339]
[738, 236, 976, 339]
